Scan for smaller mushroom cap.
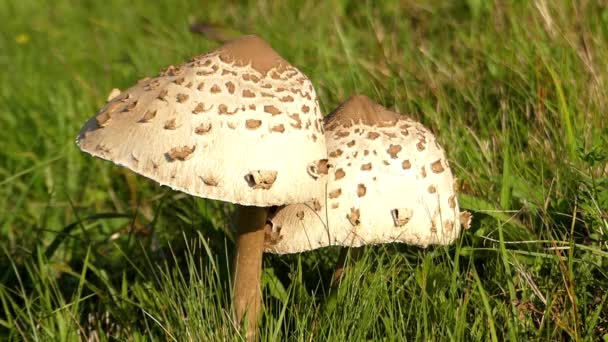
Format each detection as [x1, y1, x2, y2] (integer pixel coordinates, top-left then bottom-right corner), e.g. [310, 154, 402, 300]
[77, 35, 327, 207]
[265, 95, 469, 254]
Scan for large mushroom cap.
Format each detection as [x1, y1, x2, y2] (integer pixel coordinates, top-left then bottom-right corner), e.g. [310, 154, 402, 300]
[77, 35, 327, 206]
[266, 95, 469, 254]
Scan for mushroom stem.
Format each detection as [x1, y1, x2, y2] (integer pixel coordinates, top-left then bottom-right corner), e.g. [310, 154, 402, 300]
[330, 247, 364, 288]
[232, 205, 268, 339]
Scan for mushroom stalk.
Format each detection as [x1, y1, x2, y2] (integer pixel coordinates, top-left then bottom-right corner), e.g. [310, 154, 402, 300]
[330, 247, 363, 287]
[232, 205, 268, 339]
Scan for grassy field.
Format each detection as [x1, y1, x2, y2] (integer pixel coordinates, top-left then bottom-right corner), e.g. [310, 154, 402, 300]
[1, 0, 607, 340]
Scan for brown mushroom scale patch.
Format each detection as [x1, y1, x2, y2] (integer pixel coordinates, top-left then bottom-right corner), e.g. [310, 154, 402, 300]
[329, 189, 342, 199]
[335, 131, 349, 138]
[444, 220, 454, 232]
[270, 124, 285, 133]
[360, 163, 372, 171]
[139, 110, 157, 123]
[312, 200, 322, 211]
[367, 132, 380, 139]
[329, 149, 343, 158]
[346, 140, 356, 147]
[334, 168, 346, 180]
[96, 112, 111, 127]
[302, 105, 310, 113]
[421, 166, 427, 178]
[402, 160, 411, 169]
[201, 176, 218, 186]
[176, 93, 189, 103]
[347, 208, 361, 226]
[448, 195, 456, 209]
[316, 159, 329, 175]
[195, 123, 212, 135]
[431, 160, 445, 173]
[193, 102, 212, 114]
[264, 105, 281, 115]
[428, 185, 436, 193]
[416, 141, 425, 151]
[210, 85, 221, 94]
[168, 145, 196, 161]
[245, 170, 278, 190]
[164, 118, 177, 130]
[245, 119, 262, 129]
[296, 211, 304, 220]
[225, 81, 235, 94]
[391, 208, 413, 227]
[357, 184, 367, 197]
[242, 89, 256, 98]
[289, 113, 302, 128]
[387, 144, 402, 159]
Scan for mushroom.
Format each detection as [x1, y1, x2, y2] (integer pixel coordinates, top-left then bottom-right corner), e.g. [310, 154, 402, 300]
[266, 95, 470, 276]
[76, 35, 327, 338]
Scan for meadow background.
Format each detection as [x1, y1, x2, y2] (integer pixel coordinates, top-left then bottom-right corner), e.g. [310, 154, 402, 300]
[1, 0, 607, 340]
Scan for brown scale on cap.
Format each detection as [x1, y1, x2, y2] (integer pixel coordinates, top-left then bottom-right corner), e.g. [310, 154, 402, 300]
[210, 85, 221, 94]
[167, 145, 196, 161]
[245, 119, 262, 129]
[139, 110, 157, 123]
[448, 195, 456, 209]
[416, 141, 425, 151]
[346, 140, 356, 147]
[444, 220, 454, 232]
[329, 149, 343, 158]
[201, 175, 219, 186]
[361, 163, 372, 171]
[176, 93, 189, 103]
[402, 160, 411, 170]
[431, 160, 445, 173]
[367, 132, 380, 139]
[387, 144, 402, 159]
[195, 123, 212, 135]
[311, 200, 322, 211]
[225, 82, 236, 94]
[302, 105, 310, 113]
[281, 95, 294, 102]
[306, 159, 329, 179]
[347, 207, 361, 226]
[270, 124, 285, 133]
[164, 118, 178, 130]
[264, 105, 281, 115]
[428, 185, 437, 193]
[335, 168, 346, 180]
[329, 189, 342, 199]
[157, 89, 168, 100]
[242, 89, 255, 97]
[335, 131, 350, 138]
[296, 211, 304, 220]
[218, 104, 239, 115]
[421, 166, 427, 178]
[244, 170, 278, 190]
[391, 208, 413, 227]
[193, 102, 213, 114]
[357, 184, 367, 197]
[96, 112, 111, 127]
[289, 114, 302, 128]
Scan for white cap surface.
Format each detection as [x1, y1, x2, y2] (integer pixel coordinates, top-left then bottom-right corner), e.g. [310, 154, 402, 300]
[266, 95, 470, 253]
[77, 35, 327, 206]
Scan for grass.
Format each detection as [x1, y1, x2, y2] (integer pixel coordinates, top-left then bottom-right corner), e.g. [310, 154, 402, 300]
[1, 0, 607, 340]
